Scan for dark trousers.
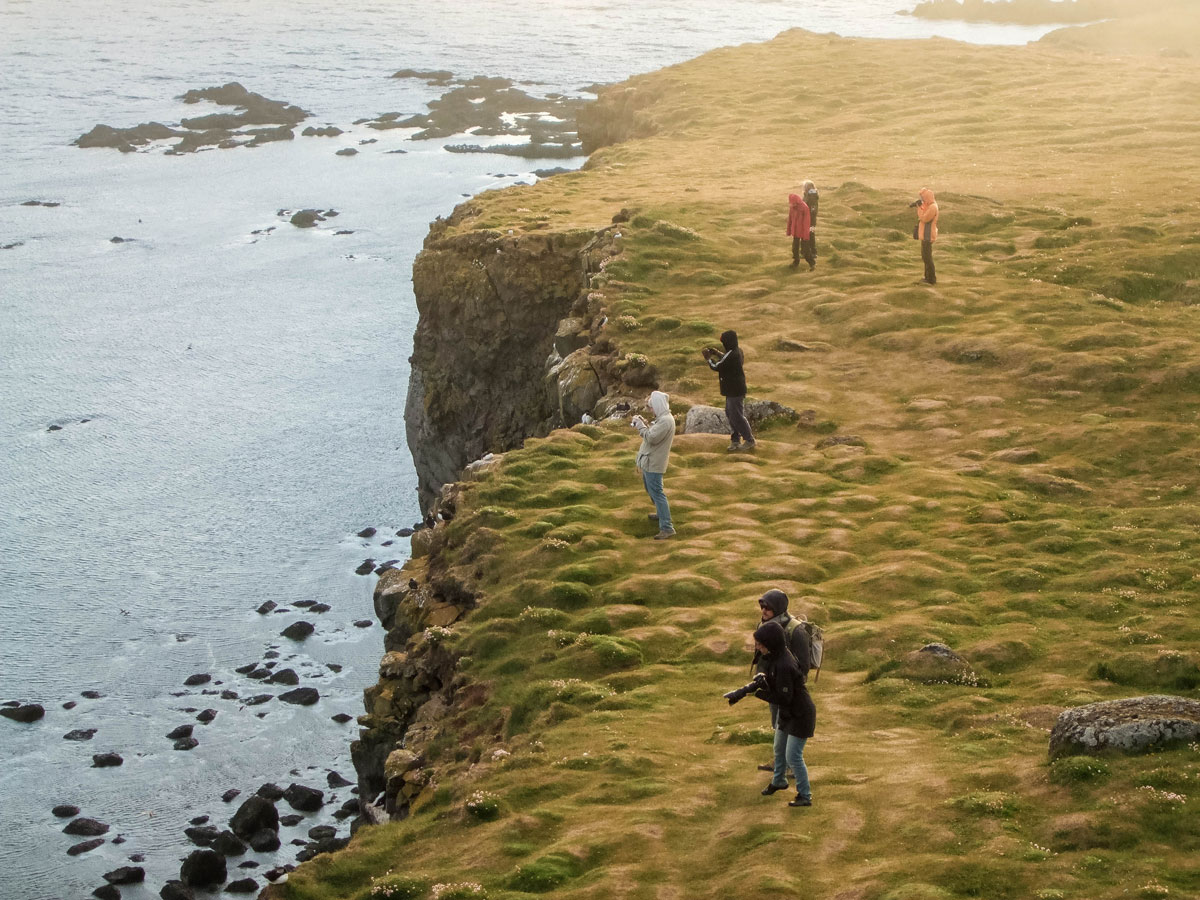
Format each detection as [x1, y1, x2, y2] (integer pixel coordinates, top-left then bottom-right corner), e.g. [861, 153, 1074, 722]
[725, 395, 755, 445]
[921, 240, 936, 284]
[791, 237, 816, 268]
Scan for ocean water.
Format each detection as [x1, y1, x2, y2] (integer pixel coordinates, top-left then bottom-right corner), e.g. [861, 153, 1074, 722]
[0, 2, 1060, 897]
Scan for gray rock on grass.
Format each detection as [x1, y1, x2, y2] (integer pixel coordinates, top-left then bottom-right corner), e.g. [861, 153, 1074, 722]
[1049, 695, 1200, 759]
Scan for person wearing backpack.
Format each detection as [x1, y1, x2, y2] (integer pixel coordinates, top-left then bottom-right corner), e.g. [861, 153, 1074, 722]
[751, 589, 813, 776]
[732, 618, 816, 808]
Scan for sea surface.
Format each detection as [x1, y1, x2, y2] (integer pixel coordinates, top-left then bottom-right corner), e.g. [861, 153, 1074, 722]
[0, 2, 1062, 897]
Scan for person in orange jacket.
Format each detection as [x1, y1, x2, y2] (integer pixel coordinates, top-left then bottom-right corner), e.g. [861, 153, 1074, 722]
[912, 187, 939, 284]
[787, 193, 812, 270]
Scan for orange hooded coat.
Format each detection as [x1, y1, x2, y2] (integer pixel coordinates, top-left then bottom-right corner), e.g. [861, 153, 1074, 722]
[916, 188, 939, 242]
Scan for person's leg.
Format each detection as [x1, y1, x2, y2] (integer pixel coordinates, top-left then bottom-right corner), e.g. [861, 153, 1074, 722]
[786, 736, 811, 803]
[758, 703, 780, 771]
[727, 395, 755, 447]
[802, 237, 816, 270]
[724, 396, 741, 447]
[922, 240, 936, 284]
[642, 471, 673, 532]
[791, 236, 800, 266]
[770, 726, 790, 788]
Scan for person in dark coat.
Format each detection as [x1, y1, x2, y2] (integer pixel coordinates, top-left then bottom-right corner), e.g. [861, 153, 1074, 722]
[751, 589, 812, 775]
[701, 330, 755, 451]
[802, 180, 820, 269]
[751, 619, 815, 807]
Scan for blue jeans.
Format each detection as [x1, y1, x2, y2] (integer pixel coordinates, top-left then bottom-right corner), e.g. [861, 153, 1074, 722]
[771, 730, 811, 800]
[641, 470, 672, 530]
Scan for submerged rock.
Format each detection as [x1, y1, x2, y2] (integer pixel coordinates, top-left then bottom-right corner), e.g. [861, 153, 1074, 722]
[64, 728, 97, 741]
[1049, 695, 1200, 759]
[279, 687, 319, 706]
[180, 848, 226, 888]
[52, 804, 81, 818]
[282, 783, 324, 812]
[230, 795, 278, 838]
[280, 621, 314, 641]
[103, 866, 145, 885]
[159, 880, 195, 900]
[64, 817, 109, 836]
[67, 838, 105, 856]
[1, 702, 45, 723]
[92, 752, 124, 768]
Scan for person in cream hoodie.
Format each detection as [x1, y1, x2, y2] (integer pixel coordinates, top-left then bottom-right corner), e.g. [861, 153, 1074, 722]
[631, 390, 677, 540]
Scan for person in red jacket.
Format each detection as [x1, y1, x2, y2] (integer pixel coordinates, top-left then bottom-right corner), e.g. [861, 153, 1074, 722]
[913, 187, 939, 284]
[786, 192, 813, 270]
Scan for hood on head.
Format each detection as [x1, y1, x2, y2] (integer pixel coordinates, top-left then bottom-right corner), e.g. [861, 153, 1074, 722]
[919, 188, 936, 205]
[789, 193, 803, 206]
[720, 330, 738, 350]
[802, 180, 816, 193]
[754, 620, 787, 656]
[759, 589, 789, 617]
[648, 390, 670, 417]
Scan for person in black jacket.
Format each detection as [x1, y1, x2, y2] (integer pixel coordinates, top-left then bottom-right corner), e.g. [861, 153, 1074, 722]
[701, 330, 755, 451]
[751, 589, 812, 773]
[801, 180, 819, 270]
[750, 619, 815, 807]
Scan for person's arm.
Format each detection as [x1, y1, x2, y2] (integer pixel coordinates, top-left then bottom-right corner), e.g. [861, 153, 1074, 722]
[706, 350, 733, 372]
[755, 670, 795, 707]
[643, 415, 674, 447]
[918, 203, 937, 224]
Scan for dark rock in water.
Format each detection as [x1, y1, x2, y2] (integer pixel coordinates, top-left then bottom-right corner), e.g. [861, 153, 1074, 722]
[246, 668, 271, 680]
[183, 673, 211, 687]
[111, 835, 126, 845]
[301, 125, 343, 137]
[289, 838, 307, 847]
[293, 599, 316, 608]
[309, 603, 331, 614]
[395, 527, 414, 537]
[278, 813, 303, 827]
[212, 830, 247, 857]
[167, 724, 195, 740]
[160, 879, 195, 900]
[92, 752, 123, 768]
[391, 68, 454, 83]
[255, 783, 284, 801]
[2, 241, 26, 250]
[190, 816, 209, 825]
[64, 728, 97, 741]
[93, 885, 120, 900]
[295, 846, 315, 862]
[326, 771, 352, 788]
[1, 702, 45, 723]
[237, 860, 258, 869]
[22, 199, 62, 207]
[234, 663, 256, 675]
[374, 561, 399, 575]
[185, 825, 219, 847]
[180, 848, 226, 888]
[109, 236, 134, 244]
[64, 817, 109, 836]
[335, 147, 358, 156]
[381, 540, 394, 547]
[1049, 695, 1200, 759]
[221, 789, 241, 803]
[289, 209, 324, 228]
[357, 527, 377, 539]
[231, 794, 278, 837]
[281, 621, 314, 641]
[174, 736, 199, 751]
[67, 838, 105, 856]
[354, 619, 373, 629]
[355, 559, 376, 576]
[220, 690, 239, 701]
[244, 694, 272, 706]
[81, 690, 103, 699]
[332, 806, 356, 820]
[62, 701, 77, 710]
[306, 835, 350, 859]
[267, 668, 299, 686]
[331, 713, 353, 724]
[129, 854, 145, 862]
[75, 121, 178, 152]
[283, 783, 324, 812]
[536, 167, 572, 178]
[248, 828, 281, 852]
[256, 600, 277, 615]
[103, 866, 145, 885]
[196, 708, 217, 723]
[47, 424, 64, 432]
[53, 804, 81, 818]
[307, 825, 337, 841]
[226, 878, 259, 893]
[327, 663, 343, 673]
[279, 687, 319, 706]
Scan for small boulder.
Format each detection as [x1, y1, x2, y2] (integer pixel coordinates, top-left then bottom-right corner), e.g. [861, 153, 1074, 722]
[279, 687, 319, 706]
[280, 621, 314, 641]
[92, 752, 123, 767]
[196, 708, 218, 723]
[160, 880, 195, 900]
[81, 690, 103, 699]
[331, 713, 353, 724]
[307, 825, 336, 841]
[103, 866, 145, 885]
[230, 794, 278, 838]
[282, 783, 324, 812]
[64, 818, 109, 836]
[185, 825, 220, 846]
[356, 527, 376, 538]
[682, 405, 729, 435]
[183, 673, 211, 687]
[64, 728, 97, 741]
[326, 770, 352, 788]
[212, 830, 247, 857]
[93, 886, 120, 900]
[1049, 695, 1200, 759]
[53, 804, 81, 818]
[221, 789, 241, 803]
[355, 559, 376, 576]
[268, 669, 299, 686]
[226, 878, 259, 893]
[1, 702, 45, 723]
[256, 600, 277, 615]
[180, 848, 226, 888]
[256, 783, 284, 801]
[278, 814, 303, 827]
[248, 828, 281, 852]
[289, 209, 323, 228]
[335, 147, 358, 156]
[67, 838, 105, 856]
[167, 724, 194, 740]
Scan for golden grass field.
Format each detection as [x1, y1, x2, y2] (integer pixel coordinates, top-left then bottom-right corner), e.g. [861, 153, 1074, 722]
[280, 13, 1200, 900]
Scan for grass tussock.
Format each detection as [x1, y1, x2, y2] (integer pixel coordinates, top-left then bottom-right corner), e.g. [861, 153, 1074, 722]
[284, 16, 1200, 900]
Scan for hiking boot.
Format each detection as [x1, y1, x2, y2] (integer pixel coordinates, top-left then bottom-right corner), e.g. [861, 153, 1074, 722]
[727, 442, 741, 452]
[743, 441, 757, 451]
[653, 528, 676, 540]
[757, 763, 774, 772]
[788, 794, 812, 807]
[761, 783, 788, 796]
[808, 263, 816, 271]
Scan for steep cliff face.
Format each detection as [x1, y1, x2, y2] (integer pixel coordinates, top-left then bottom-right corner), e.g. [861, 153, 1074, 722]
[405, 205, 620, 511]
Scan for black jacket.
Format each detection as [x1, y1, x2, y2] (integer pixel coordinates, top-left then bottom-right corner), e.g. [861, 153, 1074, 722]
[707, 330, 747, 397]
[753, 621, 816, 739]
[803, 188, 819, 228]
[752, 590, 811, 682]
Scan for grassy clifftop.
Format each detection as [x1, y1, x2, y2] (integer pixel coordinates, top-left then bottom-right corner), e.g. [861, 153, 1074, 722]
[284, 25, 1200, 900]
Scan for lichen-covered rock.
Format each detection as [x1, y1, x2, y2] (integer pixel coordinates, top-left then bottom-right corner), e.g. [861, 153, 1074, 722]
[1048, 695, 1200, 759]
[683, 405, 728, 435]
[548, 347, 604, 426]
[890, 643, 980, 686]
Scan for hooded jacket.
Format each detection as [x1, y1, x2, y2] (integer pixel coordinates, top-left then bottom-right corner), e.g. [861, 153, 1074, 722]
[634, 390, 675, 474]
[752, 589, 812, 681]
[786, 194, 811, 240]
[706, 330, 747, 397]
[803, 183, 819, 227]
[916, 188, 939, 242]
[753, 620, 816, 738]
